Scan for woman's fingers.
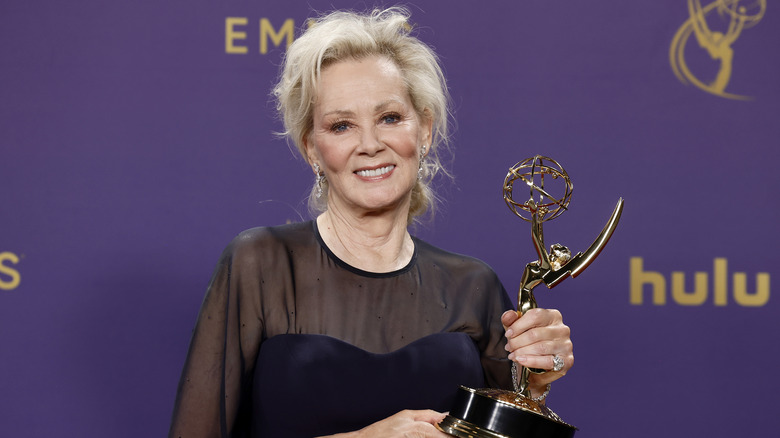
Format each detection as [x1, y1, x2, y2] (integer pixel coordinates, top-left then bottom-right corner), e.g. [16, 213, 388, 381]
[505, 308, 562, 337]
[410, 409, 447, 424]
[353, 409, 450, 437]
[501, 309, 520, 330]
[502, 308, 573, 377]
[509, 351, 574, 374]
[504, 323, 571, 354]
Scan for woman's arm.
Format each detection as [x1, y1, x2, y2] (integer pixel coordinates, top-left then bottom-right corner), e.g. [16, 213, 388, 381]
[169, 237, 265, 438]
[318, 410, 450, 438]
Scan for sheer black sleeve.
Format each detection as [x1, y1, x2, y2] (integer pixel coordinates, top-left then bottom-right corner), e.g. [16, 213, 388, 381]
[476, 270, 515, 390]
[168, 233, 266, 438]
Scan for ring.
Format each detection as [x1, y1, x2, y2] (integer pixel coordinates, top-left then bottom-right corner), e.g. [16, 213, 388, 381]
[552, 354, 564, 372]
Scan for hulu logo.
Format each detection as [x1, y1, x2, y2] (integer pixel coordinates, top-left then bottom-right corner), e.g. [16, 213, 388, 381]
[630, 257, 769, 306]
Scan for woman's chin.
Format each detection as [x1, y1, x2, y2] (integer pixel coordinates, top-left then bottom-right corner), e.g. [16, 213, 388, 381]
[340, 195, 411, 217]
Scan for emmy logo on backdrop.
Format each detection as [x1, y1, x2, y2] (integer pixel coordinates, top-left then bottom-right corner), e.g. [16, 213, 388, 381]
[670, 0, 767, 100]
[437, 156, 623, 438]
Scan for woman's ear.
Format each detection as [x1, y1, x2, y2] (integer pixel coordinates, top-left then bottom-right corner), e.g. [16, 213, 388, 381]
[421, 110, 434, 156]
[302, 135, 318, 169]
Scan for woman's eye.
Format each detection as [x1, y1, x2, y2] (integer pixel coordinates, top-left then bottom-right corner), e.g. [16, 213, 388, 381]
[381, 114, 400, 124]
[330, 122, 349, 132]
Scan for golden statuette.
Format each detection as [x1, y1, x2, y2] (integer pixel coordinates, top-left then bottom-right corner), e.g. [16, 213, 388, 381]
[438, 155, 624, 438]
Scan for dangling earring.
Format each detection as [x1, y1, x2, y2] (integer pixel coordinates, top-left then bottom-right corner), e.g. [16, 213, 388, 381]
[314, 163, 326, 198]
[417, 145, 427, 181]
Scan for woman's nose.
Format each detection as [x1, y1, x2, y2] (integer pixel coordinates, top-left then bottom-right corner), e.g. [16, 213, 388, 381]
[357, 127, 385, 155]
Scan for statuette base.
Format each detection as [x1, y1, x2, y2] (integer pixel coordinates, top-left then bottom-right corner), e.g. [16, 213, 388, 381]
[437, 386, 576, 438]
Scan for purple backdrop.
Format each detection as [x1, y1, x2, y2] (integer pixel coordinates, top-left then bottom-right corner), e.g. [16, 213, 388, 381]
[2, 1, 778, 437]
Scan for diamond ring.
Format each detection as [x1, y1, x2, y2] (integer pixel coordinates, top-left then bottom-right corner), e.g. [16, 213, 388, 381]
[552, 354, 564, 372]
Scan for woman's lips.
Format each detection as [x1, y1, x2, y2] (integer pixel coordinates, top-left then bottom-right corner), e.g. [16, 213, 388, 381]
[355, 165, 395, 178]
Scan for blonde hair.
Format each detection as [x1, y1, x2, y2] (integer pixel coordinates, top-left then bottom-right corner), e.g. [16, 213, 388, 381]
[273, 7, 451, 223]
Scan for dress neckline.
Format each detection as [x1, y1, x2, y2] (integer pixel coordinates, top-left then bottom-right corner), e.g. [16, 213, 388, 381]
[311, 220, 418, 278]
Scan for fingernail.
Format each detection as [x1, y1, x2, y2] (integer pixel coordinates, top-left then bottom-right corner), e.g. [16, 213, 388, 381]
[505, 329, 514, 338]
[507, 353, 515, 361]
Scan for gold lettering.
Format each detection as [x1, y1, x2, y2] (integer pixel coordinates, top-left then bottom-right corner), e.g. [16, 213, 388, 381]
[631, 256, 770, 307]
[733, 272, 770, 306]
[714, 258, 728, 306]
[672, 271, 708, 305]
[0, 252, 21, 290]
[260, 18, 294, 54]
[630, 257, 666, 305]
[226, 17, 248, 54]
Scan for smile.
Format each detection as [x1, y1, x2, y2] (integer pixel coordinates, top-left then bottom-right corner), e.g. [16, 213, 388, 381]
[356, 165, 395, 178]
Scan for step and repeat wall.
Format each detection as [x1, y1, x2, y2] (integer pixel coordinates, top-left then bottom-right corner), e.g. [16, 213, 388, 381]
[2, 1, 777, 437]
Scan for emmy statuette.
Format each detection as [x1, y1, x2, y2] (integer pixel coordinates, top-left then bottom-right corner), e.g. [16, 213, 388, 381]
[437, 156, 624, 438]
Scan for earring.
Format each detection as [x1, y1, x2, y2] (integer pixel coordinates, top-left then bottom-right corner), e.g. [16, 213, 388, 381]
[417, 145, 427, 181]
[314, 163, 326, 198]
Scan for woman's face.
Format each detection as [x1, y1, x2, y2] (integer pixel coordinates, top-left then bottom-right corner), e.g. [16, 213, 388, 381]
[305, 56, 432, 218]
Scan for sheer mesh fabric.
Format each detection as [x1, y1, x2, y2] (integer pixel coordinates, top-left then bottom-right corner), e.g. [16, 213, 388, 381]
[169, 220, 513, 437]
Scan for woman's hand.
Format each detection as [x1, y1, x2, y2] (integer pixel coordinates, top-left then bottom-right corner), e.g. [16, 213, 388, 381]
[501, 308, 573, 398]
[321, 410, 449, 437]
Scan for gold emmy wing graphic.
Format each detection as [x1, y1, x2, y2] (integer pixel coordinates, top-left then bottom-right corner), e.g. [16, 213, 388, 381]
[670, 0, 766, 100]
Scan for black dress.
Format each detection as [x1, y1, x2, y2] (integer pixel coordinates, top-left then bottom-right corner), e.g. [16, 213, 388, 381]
[169, 220, 513, 438]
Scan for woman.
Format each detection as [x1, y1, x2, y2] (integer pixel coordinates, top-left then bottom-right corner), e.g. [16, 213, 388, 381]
[169, 8, 573, 438]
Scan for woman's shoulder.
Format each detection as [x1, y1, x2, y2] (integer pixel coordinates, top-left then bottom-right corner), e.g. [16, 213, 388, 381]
[413, 237, 509, 307]
[413, 237, 501, 282]
[221, 220, 316, 262]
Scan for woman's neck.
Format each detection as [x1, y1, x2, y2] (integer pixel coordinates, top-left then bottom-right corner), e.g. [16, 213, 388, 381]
[317, 207, 414, 273]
